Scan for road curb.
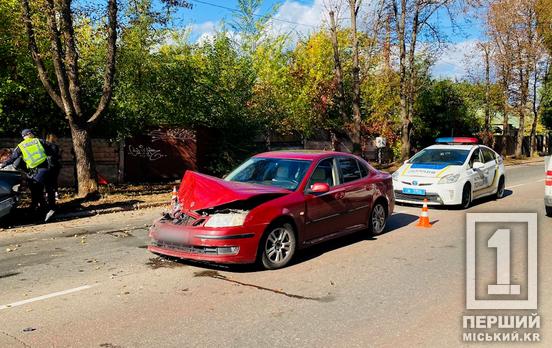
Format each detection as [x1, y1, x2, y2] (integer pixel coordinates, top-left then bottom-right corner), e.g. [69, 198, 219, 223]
[53, 201, 168, 221]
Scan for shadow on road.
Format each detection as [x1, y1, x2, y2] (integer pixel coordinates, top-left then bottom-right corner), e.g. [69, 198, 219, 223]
[387, 212, 419, 229]
[395, 189, 513, 212]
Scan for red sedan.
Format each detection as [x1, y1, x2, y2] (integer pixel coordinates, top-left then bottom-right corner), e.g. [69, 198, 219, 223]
[148, 151, 394, 269]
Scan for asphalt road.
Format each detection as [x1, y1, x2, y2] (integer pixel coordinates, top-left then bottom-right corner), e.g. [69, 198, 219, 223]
[0, 161, 549, 347]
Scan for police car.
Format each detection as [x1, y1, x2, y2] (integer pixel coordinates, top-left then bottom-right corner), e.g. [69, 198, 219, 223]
[392, 137, 506, 209]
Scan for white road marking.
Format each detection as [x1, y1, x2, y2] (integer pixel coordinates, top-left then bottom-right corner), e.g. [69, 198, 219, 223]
[507, 179, 545, 189]
[0, 284, 98, 310]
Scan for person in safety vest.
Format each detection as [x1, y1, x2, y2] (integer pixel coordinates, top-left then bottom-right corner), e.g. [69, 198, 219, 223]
[0, 129, 56, 222]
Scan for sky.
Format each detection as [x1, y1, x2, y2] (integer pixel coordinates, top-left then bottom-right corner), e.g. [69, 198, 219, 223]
[174, 0, 486, 79]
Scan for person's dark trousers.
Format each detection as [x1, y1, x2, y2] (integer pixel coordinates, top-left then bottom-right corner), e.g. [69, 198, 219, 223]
[45, 168, 58, 210]
[29, 179, 46, 210]
[29, 166, 50, 210]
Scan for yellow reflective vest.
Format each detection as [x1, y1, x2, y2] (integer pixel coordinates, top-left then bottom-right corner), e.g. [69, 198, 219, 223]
[17, 138, 47, 169]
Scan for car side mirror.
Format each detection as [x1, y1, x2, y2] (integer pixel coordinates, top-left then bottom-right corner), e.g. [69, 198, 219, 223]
[473, 161, 484, 170]
[308, 182, 330, 194]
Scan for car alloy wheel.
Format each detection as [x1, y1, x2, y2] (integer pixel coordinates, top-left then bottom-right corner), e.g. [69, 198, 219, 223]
[370, 202, 387, 235]
[496, 176, 505, 199]
[261, 223, 296, 270]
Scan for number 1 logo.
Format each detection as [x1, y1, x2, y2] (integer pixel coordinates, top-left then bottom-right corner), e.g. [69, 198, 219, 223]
[487, 229, 520, 295]
[466, 213, 537, 310]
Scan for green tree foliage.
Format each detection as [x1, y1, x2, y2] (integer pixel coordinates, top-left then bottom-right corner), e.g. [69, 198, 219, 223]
[413, 80, 483, 148]
[0, 0, 63, 136]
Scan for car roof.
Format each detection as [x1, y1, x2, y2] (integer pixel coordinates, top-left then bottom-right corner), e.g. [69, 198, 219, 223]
[253, 150, 351, 161]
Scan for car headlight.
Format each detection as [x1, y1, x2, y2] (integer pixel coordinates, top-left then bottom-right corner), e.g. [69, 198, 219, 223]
[204, 213, 247, 228]
[438, 173, 460, 184]
[392, 171, 400, 181]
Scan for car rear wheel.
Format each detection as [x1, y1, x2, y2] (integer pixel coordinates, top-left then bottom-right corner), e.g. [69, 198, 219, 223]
[460, 183, 472, 209]
[495, 176, 505, 199]
[260, 223, 296, 270]
[369, 201, 387, 236]
[546, 206, 552, 217]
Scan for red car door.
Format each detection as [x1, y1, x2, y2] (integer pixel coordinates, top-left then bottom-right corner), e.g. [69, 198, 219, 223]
[304, 158, 350, 242]
[336, 156, 373, 229]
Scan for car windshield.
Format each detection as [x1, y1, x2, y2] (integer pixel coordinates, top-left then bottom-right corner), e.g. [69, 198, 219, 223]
[409, 148, 470, 166]
[225, 157, 311, 191]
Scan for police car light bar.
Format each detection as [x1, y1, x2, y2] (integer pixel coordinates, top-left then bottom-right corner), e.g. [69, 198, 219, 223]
[435, 137, 478, 144]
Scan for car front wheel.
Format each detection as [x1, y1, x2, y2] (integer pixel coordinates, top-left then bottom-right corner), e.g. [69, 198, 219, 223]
[495, 176, 505, 199]
[546, 206, 552, 217]
[260, 223, 296, 270]
[460, 183, 472, 209]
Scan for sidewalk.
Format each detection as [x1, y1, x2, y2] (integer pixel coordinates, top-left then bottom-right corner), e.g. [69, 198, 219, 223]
[1, 183, 174, 229]
[502, 155, 545, 166]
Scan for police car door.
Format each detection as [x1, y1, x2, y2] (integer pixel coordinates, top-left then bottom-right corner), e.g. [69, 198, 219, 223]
[481, 147, 498, 189]
[468, 148, 486, 190]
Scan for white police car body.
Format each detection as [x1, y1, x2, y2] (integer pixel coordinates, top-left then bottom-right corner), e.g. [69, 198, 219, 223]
[392, 137, 506, 208]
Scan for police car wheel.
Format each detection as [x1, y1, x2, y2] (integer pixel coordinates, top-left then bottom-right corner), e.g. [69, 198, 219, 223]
[460, 183, 472, 209]
[546, 206, 552, 217]
[495, 176, 505, 199]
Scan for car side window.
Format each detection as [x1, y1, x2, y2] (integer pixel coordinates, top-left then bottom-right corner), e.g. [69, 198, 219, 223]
[338, 157, 362, 183]
[482, 148, 496, 163]
[357, 160, 369, 178]
[307, 158, 336, 188]
[469, 149, 482, 167]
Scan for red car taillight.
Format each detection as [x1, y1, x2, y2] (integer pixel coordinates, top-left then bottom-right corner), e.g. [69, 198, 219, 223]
[546, 171, 552, 186]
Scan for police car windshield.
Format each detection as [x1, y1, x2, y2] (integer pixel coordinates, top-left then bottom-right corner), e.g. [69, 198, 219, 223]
[409, 148, 470, 166]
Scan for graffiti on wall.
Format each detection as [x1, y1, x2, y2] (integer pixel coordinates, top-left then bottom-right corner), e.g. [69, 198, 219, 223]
[125, 128, 197, 182]
[127, 145, 166, 161]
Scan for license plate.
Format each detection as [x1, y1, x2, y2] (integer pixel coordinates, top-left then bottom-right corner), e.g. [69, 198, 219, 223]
[402, 187, 426, 195]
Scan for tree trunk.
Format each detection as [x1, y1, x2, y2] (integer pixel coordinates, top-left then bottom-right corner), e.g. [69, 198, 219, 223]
[69, 121, 98, 196]
[20, 0, 117, 198]
[483, 44, 492, 146]
[529, 112, 538, 156]
[349, 0, 362, 155]
[514, 107, 525, 158]
[501, 112, 509, 156]
[328, 11, 348, 136]
[400, 103, 411, 158]
[529, 65, 540, 157]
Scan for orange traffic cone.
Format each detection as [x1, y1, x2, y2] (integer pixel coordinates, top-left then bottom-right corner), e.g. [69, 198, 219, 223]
[171, 186, 177, 200]
[416, 199, 432, 228]
[171, 186, 178, 206]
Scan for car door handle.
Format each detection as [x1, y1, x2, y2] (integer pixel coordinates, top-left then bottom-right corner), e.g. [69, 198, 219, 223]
[334, 192, 345, 200]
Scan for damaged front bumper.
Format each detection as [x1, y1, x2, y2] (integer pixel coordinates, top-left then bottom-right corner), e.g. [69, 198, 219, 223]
[147, 214, 265, 264]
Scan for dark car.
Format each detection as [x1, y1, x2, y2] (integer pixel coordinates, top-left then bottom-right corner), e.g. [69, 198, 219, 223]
[148, 151, 394, 269]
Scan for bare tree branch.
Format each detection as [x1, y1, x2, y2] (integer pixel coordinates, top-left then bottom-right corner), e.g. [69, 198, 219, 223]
[45, 0, 76, 119]
[20, 0, 64, 110]
[59, 0, 83, 118]
[88, 0, 118, 124]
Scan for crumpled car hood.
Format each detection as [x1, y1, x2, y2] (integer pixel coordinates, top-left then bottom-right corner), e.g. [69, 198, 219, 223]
[178, 171, 291, 211]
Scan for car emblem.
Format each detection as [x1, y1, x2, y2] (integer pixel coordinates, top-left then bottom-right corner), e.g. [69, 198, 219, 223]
[412, 180, 418, 186]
